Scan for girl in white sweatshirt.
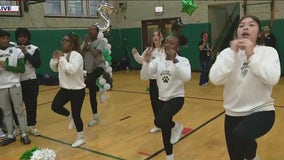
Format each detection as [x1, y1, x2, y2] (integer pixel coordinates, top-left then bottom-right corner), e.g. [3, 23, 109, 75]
[141, 33, 191, 160]
[209, 15, 281, 160]
[50, 33, 86, 148]
[132, 29, 165, 133]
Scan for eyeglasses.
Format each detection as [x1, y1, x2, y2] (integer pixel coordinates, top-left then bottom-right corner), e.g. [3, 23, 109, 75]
[61, 38, 70, 43]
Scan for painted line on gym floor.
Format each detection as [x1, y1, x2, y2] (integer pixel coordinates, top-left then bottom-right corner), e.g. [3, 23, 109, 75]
[120, 116, 131, 121]
[39, 135, 126, 160]
[144, 111, 225, 160]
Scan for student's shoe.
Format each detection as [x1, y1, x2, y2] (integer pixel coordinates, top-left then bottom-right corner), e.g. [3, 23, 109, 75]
[150, 126, 161, 133]
[0, 136, 16, 146]
[13, 126, 21, 136]
[88, 119, 99, 127]
[21, 135, 31, 145]
[72, 138, 85, 147]
[170, 122, 183, 144]
[29, 126, 40, 136]
[0, 129, 6, 139]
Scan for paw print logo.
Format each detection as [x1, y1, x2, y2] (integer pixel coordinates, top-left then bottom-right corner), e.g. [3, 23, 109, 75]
[162, 76, 169, 83]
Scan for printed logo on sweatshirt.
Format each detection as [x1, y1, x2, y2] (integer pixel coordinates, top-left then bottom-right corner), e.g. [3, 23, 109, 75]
[161, 70, 171, 83]
[241, 62, 249, 77]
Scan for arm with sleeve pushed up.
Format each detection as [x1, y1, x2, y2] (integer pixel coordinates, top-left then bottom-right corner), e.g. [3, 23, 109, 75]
[174, 58, 191, 81]
[248, 48, 281, 86]
[25, 49, 41, 68]
[5, 58, 25, 73]
[58, 53, 83, 75]
[209, 48, 237, 85]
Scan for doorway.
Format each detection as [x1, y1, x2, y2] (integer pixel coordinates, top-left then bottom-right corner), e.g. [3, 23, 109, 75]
[141, 17, 180, 50]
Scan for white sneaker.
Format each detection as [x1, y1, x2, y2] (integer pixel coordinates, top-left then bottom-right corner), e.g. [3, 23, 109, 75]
[170, 122, 183, 144]
[88, 119, 99, 127]
[72, 138, 85, 147]
[29, 126, 40, 136]
[68, 119, 74, 130]
[150, 126, 161, 133]
[0, 129, 6, 139]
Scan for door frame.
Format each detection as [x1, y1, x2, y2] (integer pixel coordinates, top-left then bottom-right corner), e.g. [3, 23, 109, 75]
[141, 17, 180, 50]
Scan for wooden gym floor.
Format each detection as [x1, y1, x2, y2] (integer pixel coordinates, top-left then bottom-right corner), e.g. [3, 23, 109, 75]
[0, 71, 284, 160]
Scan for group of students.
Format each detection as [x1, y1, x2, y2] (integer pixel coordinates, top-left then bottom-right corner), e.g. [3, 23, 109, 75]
[0, 24, 108, 148]
[132, 15, 280, 160]
[0, 15, 281, 160]
[0, 28, 41, 146]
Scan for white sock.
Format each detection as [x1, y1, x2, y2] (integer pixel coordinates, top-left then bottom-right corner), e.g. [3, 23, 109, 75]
[7, 134, 14, 138]
[93, 113, 99, 120]
[77, 131, 84, 139]
[166, 154, 174, 160]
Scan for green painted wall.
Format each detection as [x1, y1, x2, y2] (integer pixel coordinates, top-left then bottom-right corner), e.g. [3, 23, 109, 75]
[9, 19, 284, 75]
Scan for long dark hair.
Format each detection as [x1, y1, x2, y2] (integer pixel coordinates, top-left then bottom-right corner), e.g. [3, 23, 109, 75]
[67, 32, 81, 53]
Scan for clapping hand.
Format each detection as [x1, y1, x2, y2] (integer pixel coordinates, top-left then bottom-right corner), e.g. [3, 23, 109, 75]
[52, 50, 64, 60]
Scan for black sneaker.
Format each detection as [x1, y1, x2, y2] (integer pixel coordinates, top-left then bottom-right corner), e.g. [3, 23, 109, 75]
[21, 135, 31, 145]
[0, 136, 16, 146]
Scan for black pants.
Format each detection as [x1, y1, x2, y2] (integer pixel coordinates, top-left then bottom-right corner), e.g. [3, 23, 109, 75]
[225, 111, 275, 160]
[51, 88, 85, 132]
[154, 97, 184, 155]
[21, 79, 39, 126]
[85, 67, 104, 114]
[149, 79, 159, 118]
[0, 109, 3, 129]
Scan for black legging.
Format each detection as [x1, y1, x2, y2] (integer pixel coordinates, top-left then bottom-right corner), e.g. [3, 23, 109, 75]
[225, 111, 275, 160]
[21, 79, 39, 126]
[149, 79, 159, 118]
[85, 67, 104, 114]
[154, 97, 184, 155]
[51, 88, 85, 132]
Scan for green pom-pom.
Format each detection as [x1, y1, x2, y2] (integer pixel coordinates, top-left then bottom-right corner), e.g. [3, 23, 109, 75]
[20, 146, 40, 160]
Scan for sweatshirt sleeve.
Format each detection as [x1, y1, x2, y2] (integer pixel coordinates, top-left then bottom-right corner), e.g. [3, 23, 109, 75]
[58, 52, 83, 75]
[5, 58, 25, 73]
[49, 58, 59, 72]
[140, 58, 158, 80]
[133, 52, 144, 64]
[25, 48, 41, 68]
[174, 57, 191, 81]
[5, 49, 25, 73]
[248, 47, 281, 85]
[209, 48, 237, 85]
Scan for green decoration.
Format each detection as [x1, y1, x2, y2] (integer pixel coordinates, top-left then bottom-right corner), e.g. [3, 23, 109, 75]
[20, 146, 40, 160]
[102, 49, 109, 57]
[181, 0, 198, 16]
[146, 86, 150, 93]
[96, 79, 104, 90]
